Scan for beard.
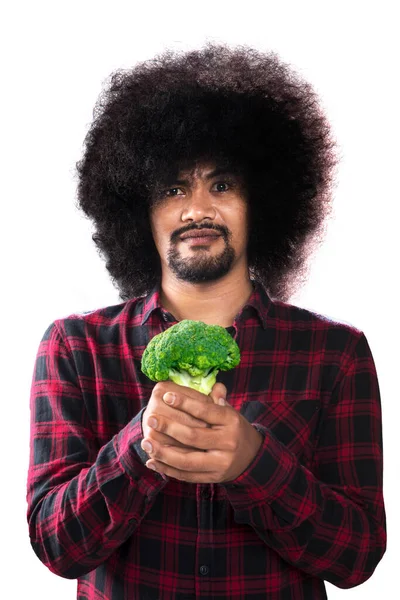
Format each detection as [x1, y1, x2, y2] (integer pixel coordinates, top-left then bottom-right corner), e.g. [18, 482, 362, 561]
[167, 241, 236, 283]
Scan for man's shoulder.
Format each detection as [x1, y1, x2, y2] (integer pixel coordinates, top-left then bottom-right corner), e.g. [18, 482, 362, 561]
[48, 295, 147, 342]
[269, 296, 363, 337]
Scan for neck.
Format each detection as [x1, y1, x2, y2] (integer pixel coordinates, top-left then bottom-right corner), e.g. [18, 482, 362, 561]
[159, 269, 254, 328]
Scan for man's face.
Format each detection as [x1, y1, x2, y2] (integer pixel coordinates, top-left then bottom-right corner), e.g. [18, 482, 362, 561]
[149, 162, 249, 284]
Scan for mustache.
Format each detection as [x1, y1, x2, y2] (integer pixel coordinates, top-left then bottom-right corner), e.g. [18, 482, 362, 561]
[170, 223, 230, 243]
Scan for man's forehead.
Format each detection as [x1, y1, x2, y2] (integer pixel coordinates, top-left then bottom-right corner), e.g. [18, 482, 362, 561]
[180, 163, 223, 179]
[166, 161, 242, 184]
[182, 162, 217, 176]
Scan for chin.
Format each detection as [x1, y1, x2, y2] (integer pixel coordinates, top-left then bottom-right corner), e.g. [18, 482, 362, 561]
[167, 244, 236, 281]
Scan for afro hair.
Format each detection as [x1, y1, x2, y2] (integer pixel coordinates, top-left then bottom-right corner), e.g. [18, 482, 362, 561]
[75, 41, 340, 302]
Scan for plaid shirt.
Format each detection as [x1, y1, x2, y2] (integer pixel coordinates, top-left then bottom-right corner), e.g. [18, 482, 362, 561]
[27, 280, 386, 599]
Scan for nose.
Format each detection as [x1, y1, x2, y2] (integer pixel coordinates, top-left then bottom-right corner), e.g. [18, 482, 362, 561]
[180, 187, 217, 223]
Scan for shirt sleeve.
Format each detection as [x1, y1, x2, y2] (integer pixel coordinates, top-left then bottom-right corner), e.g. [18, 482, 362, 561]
[222, 331, 386, 589]
[26, 322, 168, 580]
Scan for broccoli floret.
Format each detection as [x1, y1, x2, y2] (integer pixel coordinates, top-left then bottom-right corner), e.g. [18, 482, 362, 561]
[141, 319, 240, 395]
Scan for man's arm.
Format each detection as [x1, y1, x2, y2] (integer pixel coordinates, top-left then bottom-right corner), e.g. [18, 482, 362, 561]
[222, 331, 386, 588]
[26, 322, 167, 579]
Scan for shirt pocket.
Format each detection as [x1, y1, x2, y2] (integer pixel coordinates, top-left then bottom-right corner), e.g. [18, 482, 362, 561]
[240, 397, 322, 467]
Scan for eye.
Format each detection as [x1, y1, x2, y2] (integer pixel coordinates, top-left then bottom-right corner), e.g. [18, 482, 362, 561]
[213, 180, 235, 193]
[164, 187, 184, 197]
[161, 179, 236, 198]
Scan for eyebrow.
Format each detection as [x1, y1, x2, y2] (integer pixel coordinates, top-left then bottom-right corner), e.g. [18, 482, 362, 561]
[165, 167, 237, 186]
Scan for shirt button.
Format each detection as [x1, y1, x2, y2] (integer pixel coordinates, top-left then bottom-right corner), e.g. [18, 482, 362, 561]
[199, 565, 209, 576]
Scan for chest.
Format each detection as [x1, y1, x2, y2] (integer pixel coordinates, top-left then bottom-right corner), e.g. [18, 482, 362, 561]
[83, 348, 328, 468]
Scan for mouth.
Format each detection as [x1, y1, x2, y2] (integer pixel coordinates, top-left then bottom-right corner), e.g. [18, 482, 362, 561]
[180, 230, 222, 241]
[180, 231, 222, 246]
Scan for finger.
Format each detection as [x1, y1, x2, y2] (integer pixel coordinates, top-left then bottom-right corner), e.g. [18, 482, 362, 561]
[148, 415, 218, 450]
[146, 402, 210, 429]
[209, 382, 227, 405]
[144, 429, 200, 450]
[146, 444, 217, 471]
[146, 460, 218, 483]
[152, 382, 213, 428]
[153, 380, 214, 405]
[142, 438, 197, 455]
[163, 405, 210, 428]
[162, 390, 229, 426]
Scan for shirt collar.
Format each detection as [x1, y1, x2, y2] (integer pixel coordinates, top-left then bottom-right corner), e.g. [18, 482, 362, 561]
[237, 279, 270, 329]
[140, 279, 271, 329]
[140, 283, 165, 325]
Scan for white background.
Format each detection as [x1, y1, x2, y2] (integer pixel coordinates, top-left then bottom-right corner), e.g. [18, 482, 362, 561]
[1, 1, 398, 598]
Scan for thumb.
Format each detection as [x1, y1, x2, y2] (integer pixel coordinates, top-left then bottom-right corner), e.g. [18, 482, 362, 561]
[209, 382, 228, 405]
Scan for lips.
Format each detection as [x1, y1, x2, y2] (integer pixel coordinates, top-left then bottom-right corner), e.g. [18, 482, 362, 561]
[180, 230, 221, 240]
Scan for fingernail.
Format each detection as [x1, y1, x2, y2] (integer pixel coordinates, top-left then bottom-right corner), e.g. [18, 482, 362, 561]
[218, 398, 225, 406]
[142, 440, 153, 453]
[148, 417, 158, 429]
[147, 462, 156, 471]
[163, 392, 175, 405]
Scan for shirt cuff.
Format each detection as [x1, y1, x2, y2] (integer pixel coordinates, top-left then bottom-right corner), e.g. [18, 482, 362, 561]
[115, 406, 168, 485]
[222, 424, 297, 502]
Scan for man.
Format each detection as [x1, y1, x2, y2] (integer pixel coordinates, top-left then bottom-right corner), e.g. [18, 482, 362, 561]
[27, 42, 386, 599]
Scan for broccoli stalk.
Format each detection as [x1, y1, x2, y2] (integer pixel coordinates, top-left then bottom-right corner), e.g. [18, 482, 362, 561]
[141, 319, 240, 395]
[168, 367, 218, 395]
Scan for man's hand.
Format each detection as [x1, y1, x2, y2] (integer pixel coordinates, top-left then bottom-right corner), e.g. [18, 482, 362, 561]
[141, 385, 263, 484]
[142, 381, 227, 453]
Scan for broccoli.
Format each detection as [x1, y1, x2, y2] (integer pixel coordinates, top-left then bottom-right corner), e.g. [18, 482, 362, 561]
[141, 319, 240, 395]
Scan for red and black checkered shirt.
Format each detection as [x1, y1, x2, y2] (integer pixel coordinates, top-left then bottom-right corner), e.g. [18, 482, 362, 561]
[27, 280, 386, 599]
